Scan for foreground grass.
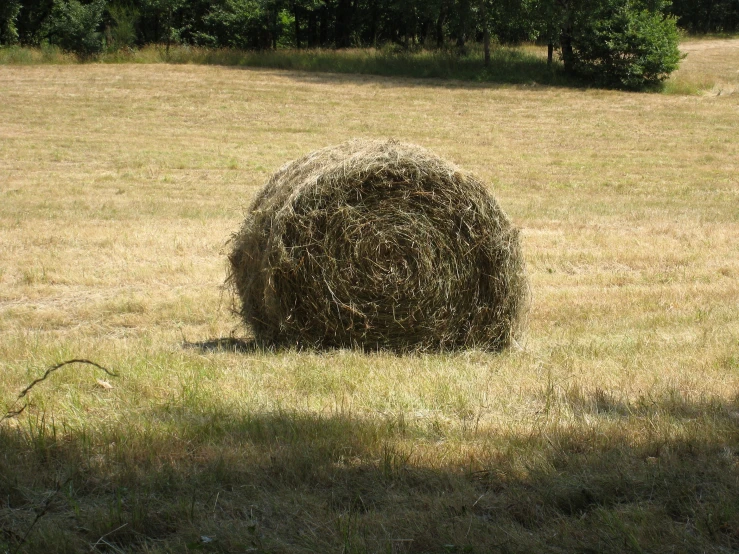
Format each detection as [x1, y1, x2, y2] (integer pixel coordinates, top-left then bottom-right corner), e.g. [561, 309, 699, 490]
[1, 38, 738, 553]
[3, 353, 739, 552]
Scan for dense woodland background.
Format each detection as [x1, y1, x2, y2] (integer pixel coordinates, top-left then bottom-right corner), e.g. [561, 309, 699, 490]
[2, 0, 738, 53]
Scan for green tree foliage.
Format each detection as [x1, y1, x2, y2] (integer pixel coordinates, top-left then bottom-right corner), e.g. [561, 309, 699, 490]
[140, 0, 186, 52]
[0, 0, 22, 45]
[9, 0, 739, 53]
[15, 0, 54, 45]
[197, 0, 279, 49]
[669, 0, 739, 33]
[568, 0, 682, 89]
[488, 0, 538, 44]
[45, 0, 106, 56]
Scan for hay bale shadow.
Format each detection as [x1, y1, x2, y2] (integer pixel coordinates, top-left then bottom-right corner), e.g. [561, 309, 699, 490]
[182, 337, 262, 353]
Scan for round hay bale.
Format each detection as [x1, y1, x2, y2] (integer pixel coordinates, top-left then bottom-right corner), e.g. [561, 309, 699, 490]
[228, 139, 528, 351]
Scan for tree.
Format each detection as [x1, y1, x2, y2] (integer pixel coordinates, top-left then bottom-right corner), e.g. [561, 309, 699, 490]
[106, 3, 140, 49]
[13, 0, 54, 45]
[291, 0, 327, 48]
[524, 0, 562, 65]
[198, 0, 271, 49]
[480, 0, 490, 65]
[531, 0, 680, 88]
[451, 0, 473, 50]
[0, 0, 22, 45]
[669, 0, 739, 33]
[45, 0, 106, 56]
[434, 0, 451, 46]
[141, 0, 187, 54]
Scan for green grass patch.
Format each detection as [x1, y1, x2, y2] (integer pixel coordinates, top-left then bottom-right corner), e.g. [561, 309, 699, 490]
[0, 44, 76, 64]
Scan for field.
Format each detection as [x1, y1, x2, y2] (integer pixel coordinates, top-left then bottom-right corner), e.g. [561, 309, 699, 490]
[1, 39, 738, 553]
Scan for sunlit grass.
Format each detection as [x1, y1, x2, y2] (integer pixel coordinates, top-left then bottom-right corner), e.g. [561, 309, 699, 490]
[665, 37, 739, 94]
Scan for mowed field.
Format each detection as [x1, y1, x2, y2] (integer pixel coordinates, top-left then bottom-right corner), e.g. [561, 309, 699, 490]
[1, 40, 738, 553]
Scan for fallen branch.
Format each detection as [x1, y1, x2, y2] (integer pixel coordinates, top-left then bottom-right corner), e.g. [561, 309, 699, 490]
[0, 359, 117, 425]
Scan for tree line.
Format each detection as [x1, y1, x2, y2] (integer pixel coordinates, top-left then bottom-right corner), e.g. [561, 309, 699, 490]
[2, 0, 737, 88]
[2, 0, 737, 51]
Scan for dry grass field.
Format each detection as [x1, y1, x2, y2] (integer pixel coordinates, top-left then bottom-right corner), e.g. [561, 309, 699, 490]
[1, 39, 738, 553]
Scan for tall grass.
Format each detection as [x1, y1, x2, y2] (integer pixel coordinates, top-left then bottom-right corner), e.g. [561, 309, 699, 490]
[0, 44, 76, 64]
[1, 43, 564, 85]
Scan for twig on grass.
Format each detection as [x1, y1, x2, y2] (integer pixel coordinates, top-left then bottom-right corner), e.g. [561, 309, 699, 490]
[16, 359, 117, 400]
[89, 523, 128, 553]
[1, 403, 27, 423]
[0, 359, 117, 426]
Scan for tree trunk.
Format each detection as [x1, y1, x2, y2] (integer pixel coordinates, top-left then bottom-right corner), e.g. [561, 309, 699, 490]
[704, 0, 714, 33]
[165, 6, 171, 58]
[293, 1, 300, 49]
[307, 9, 316, 47]
[336, 0, 352, 48]
[560, 33, 573, 73]
[456, 0, 470, 50]
[319, 5, 328, 47]
[405, 0, 414, 49]
[419, 19, 429, 47]
[435, 4, 447, 48]
[481, 0, 490, 67]
[271, 8, 278, 50]
[547, 42, 553, 67]
[560, 5, 574, 74]
[370, 0, 378, 47]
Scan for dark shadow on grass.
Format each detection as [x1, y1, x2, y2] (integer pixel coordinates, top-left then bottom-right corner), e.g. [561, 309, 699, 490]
[182, 336, 262, 353]
[181, 335, 514, 356]
[224, 62, 587, 92]
[1, 391, 738, 553]
[181, 336, 415, 355]
[212, 49, 593, 91]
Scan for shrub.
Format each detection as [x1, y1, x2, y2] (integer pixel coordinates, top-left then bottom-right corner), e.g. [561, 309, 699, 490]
[106, 3, 139, 49]
[569, 0, 682, 89]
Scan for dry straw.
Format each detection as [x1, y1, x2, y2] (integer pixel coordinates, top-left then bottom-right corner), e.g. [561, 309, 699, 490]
[228, 139, 528, 351]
